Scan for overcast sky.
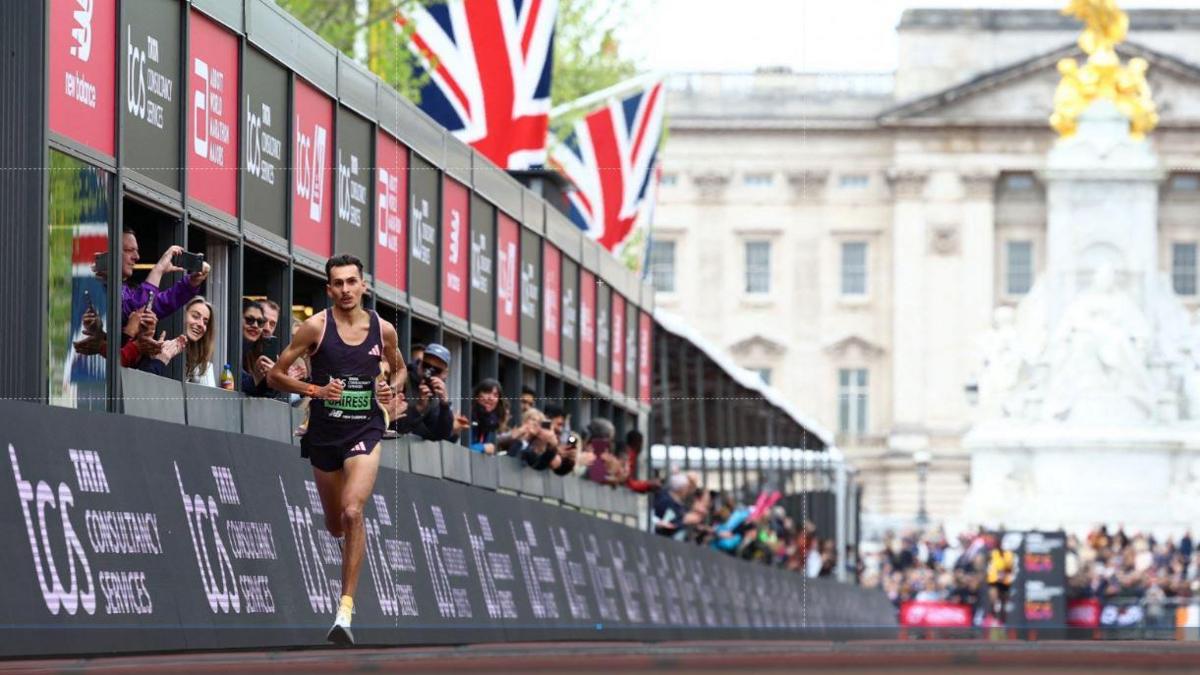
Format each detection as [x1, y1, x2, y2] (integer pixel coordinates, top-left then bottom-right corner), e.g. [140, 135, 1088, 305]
[622, 0, 1199, 74]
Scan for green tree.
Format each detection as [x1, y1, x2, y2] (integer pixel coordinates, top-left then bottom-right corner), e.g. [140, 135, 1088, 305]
[276, 0, 642, 115]
[274, 0, 435, 101]
[550, 0, 640, 131]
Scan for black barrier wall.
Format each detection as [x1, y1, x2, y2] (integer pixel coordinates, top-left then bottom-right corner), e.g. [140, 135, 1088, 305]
[0, 401, 892, 657]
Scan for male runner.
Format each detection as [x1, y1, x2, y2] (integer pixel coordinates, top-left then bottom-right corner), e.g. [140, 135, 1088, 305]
[268, 254, 404, 645]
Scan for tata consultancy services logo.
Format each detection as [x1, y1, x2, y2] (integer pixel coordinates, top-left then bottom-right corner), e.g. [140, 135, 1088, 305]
[9, 444, 96, 616]
[69, 0, 93, 62]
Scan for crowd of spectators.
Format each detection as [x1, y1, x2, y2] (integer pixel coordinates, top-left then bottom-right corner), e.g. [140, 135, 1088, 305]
[74, 230, 216, 382]
[650, 469, 841, 577]
[863, 525, 1200, 623]
[79, 236, 847, 559]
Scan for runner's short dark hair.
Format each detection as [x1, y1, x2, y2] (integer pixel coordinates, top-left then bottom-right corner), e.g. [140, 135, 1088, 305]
[325, 254, 364, 283]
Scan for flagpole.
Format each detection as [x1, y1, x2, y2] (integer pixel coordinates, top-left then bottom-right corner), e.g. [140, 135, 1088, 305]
[640, 164, 662, 281]
[549, 71, 665, 118]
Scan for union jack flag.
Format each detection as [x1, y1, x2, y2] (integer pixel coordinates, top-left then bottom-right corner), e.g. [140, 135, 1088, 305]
[398, 0, 557, 170]
[550, 82, 665, 251]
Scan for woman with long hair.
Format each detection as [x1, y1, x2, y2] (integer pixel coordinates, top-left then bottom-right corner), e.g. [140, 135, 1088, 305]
[181, 296, 217, 386]
[468, 378, 509, 454]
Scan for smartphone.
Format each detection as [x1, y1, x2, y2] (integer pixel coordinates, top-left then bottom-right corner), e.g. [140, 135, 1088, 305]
[144, 290, 155, 312]
[83, 289, 94, 312]
[177, 251, 205, 274]
[260, 335, 280, 361]
[539, 420, 553, 430]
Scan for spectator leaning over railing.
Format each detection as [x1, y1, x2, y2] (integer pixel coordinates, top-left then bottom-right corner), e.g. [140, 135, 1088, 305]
[105, 306, 182, 376]
[543, 404, 567, 437]
[653, 473, 694, 540]
[616, 430, 660, 493]
[519, 386, 536, 415]
[394, 343, 456, 441]
[180, 297, 217, 386]
[77, 232, 210, 360]
[241, 299, 277, 397]
[551, 429, 581, 476]
[583, 418, 627, 486]
[498, 408, 559, 471]
[468, 378, 509, 454]
[100, 230, 210, 324]
[260, 299, 281, 338]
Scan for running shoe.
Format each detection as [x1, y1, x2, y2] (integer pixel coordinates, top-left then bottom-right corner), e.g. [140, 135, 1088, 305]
[326, 605, 354, 646]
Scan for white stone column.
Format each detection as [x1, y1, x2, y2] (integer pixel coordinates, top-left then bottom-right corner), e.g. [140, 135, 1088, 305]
[956, 172, 998, 424]
[887, 169, 930, 436]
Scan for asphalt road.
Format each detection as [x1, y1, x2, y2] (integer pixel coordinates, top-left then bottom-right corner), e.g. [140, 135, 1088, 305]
[3, 641, 1200, 674]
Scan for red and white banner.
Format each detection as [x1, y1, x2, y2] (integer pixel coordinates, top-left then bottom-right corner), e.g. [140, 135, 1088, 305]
[187, 10, 238, 216]
[1066, 598, 1101, 628]
[293, 78, 333, 258]
[50, 0, 117, 155]
[496, 213, 519, 343]
[580, 270, 596, 380]
[638, 312, 652, 404]
[542, 243, 561, 362]
[611, 294, 625, 392]
[898, 601, 973, 628]
[441, 177, 469, 319]
[375, 131, 407, 291]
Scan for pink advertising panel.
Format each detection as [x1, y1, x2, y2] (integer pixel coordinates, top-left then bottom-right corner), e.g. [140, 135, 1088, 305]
[49, 0, 117, 155]
[187, 10, 239, 215]
[292, 78, 334, 258]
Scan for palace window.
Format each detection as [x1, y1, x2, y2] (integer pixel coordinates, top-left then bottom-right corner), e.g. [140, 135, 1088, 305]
[1006, 240, 1033, 295]
[838, 368, 869, 435]
[841, 242, 868, 296]
[1173, 242, 1197, 296]
[744, 241, 771, 294]
[649, 239, 676, 293]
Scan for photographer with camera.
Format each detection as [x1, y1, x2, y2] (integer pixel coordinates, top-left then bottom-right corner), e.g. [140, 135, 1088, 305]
[393, 343, 456, 441]
[498, 408, 561, 471]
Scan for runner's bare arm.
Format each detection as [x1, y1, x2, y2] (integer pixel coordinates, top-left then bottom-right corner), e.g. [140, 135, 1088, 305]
[267, 314, 331, 397]
[380, 319, 406, 393]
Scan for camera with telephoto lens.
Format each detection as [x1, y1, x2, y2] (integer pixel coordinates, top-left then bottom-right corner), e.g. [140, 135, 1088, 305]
[407, 360, 437, 393]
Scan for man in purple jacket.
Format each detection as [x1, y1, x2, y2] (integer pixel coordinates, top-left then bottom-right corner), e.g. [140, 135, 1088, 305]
[104, 229, 209, 323]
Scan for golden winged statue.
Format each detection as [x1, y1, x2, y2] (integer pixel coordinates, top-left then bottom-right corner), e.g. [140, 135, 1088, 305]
[1051, 0, 1158, 139]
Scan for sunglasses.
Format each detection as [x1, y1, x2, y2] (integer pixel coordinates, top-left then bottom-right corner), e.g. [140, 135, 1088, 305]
[243, 315, 265, 327]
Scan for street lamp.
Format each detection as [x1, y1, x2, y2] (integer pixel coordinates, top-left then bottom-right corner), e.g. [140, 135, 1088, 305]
[913, 450, 931, 527]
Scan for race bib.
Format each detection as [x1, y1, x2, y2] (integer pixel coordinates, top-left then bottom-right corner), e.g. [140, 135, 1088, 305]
[324, 374, 375, 420]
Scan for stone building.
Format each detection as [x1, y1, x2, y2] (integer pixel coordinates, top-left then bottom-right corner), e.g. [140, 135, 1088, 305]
[651, 9, 1200, 532]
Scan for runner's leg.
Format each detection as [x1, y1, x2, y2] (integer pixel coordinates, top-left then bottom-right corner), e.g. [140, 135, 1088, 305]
[313, 466, 346, 537]
[338, 443, 382, 599]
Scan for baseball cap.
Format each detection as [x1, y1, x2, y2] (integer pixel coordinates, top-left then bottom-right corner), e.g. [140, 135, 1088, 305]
[424, 343, 451, 367]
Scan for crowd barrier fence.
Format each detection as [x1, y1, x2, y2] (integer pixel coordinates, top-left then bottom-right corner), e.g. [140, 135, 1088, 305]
[0, 400, 895, 657]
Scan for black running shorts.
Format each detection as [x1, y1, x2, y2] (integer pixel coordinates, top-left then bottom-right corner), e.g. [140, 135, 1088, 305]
[300, 428, 382, 472]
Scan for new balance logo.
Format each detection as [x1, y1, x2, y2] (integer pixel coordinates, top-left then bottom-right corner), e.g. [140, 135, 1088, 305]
[69, 0, 93, 62]
[211, 466, 239, 505]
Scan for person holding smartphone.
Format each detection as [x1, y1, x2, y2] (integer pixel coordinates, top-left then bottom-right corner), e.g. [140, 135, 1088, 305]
[97, 230, 210, 324]
[240, 299, 279, 397]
